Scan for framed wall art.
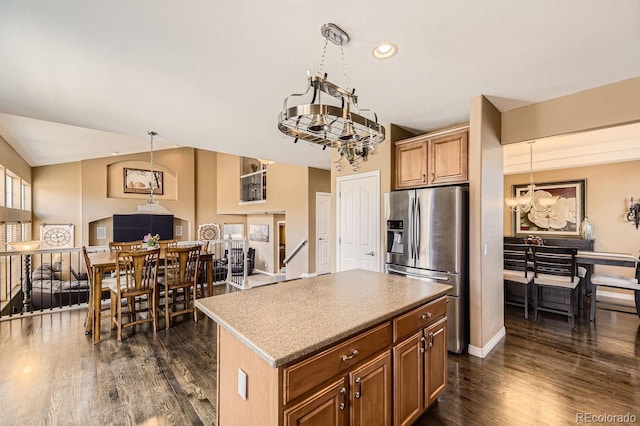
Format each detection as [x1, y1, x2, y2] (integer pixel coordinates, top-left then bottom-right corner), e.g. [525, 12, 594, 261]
[41, 224, 75, 249]
[123, 168, 163, 195]
[249, 224, 269, 242]
[512, 179, 586, 237]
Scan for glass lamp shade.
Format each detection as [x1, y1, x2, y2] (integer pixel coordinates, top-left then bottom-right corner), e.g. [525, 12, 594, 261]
[9, 240, 43, 251]
[505, 198, 519, 208]
[537, 196, 559, 207]
[518, 195, 532, 205]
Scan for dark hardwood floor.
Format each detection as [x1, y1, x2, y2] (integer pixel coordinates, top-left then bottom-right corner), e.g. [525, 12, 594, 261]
[1, 289, 639, 425]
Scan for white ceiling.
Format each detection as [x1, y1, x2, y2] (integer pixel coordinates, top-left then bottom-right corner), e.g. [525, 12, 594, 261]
[1, 1, 639, 169]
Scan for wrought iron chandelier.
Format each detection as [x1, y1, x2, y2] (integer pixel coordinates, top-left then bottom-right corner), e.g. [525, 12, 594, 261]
[277, 23, 385, 171]
[136, 130, 170, 214]
[505, 141, 558, 213]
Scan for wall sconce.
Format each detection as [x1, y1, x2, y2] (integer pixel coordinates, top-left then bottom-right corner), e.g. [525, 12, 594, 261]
[627, 197, 640, 229]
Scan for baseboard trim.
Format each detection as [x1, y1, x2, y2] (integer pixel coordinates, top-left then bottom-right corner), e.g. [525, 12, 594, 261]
[597, 289, 635, 303]
[468, 327, 506, 358]
[300, 272, 318, 279]
[252, 269, 275, 276]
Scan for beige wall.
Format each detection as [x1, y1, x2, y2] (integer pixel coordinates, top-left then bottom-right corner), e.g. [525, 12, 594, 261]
[195, 149, 247, 233]
[247, 214, 276, 273]
[504, 160, 640, 277]
[80, 147, 196, 245]
[0, 135, 31, 224]
[469, 95, 504, 354]
[32, 162, 82, 246]
[32, 147, 244, 248]
[502, 77, 640, 145]
[329, 124, 415, 272]
[216, 154, 331, 279]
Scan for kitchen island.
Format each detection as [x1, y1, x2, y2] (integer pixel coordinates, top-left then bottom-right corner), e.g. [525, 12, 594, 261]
[196, 269, 452, 426]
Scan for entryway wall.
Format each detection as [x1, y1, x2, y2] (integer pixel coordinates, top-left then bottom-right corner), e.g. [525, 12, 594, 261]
[247, 214, 278, 274]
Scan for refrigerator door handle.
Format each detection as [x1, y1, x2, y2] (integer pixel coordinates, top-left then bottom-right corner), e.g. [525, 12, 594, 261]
[415, 199, 421, 261]
[407, 199, 413, 260]
[386, 267, 450, 282]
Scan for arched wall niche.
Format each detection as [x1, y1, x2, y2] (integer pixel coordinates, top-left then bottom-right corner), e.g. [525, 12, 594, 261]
[106, 160, 177, 200]
[88, 215, 190, 246]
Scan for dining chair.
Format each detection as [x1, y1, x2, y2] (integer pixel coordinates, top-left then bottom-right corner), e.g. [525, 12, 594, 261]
[590, 254, 640, 320]
[157, 239, 178, 258]
[159, 245, 200, 330]
[503, 243, 534, 319]
[109, 248, 159, 341]
[531, 245, 580, 328]
[109, 240, 143, 252]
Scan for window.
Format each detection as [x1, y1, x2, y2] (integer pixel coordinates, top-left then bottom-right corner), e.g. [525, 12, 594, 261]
[21, 181, 31, 211]
[0, 166, 4, 207]
[223, 223, 244, 240]
[5, 174, 12, 208]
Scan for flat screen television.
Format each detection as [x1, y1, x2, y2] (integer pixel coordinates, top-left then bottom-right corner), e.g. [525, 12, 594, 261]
[113, 214, 174, 242]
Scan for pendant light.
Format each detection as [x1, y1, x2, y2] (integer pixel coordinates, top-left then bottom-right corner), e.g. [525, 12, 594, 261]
[505, 141, 558, 213]
[136, 131, 170, 214]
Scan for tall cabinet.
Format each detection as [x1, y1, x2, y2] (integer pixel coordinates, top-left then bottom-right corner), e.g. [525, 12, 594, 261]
[394, 124, 469, 190]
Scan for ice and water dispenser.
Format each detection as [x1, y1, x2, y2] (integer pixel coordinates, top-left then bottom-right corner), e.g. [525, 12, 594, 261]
[386, 220, 404, 255]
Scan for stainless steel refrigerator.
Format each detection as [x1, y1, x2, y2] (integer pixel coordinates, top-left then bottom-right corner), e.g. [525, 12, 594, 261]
[384, 186, 468, 354]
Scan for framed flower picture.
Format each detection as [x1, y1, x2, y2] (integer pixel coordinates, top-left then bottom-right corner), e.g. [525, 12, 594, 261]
[512, 179, 586, 237]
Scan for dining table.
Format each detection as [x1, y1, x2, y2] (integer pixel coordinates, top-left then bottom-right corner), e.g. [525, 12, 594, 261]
[576, 250, 639, 320]
[85, 249, 217, 344]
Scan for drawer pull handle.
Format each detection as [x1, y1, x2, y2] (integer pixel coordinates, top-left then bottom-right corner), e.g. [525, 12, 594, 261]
[339, 387, 346, 410]
[355, 376, 362, 399]
[420, 312, 432, 320]
[341, 349, 359, 362]
[428, 331, 434, 348]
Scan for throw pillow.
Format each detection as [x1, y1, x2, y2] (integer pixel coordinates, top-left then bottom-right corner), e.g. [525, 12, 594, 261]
[32, 264, 56, 281]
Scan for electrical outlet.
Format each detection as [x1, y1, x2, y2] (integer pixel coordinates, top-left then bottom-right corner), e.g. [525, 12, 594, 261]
[238, 369, 247, 400]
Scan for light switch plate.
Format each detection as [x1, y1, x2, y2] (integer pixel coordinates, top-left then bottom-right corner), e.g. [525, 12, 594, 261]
[238, 368, 247, 400]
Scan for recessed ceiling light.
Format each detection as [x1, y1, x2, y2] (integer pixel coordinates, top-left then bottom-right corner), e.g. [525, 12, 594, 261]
[111, 152, 119, 156]
[372, 42, 398, 59]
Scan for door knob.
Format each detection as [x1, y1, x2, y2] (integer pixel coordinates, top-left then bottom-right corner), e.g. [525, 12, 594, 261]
[365, 251, 375, 256]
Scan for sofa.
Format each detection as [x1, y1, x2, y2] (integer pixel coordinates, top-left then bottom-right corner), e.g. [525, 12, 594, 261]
[30, 263, 90, 310]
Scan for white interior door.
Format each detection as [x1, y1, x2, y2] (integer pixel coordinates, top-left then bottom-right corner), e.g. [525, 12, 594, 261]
[316, 192, 331, 275]
[337, 171, 380, 272]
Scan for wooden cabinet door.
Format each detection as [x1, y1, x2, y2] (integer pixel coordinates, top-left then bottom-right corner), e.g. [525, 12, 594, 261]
[395, 139, 428, 189]
[350, 351, 392, 426]
[428, 131, 468, 185]
[284, 378, 348, 426]
[424, 318, 447, 407]
[392, 331, 424, 426]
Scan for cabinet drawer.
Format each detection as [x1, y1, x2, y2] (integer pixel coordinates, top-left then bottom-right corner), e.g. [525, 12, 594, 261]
[283, 322, 392, 404]
[393, 297, 446, 343]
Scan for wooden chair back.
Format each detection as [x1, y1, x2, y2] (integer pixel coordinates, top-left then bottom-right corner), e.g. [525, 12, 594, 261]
[504, 243, 531, 276]
[158, 239, 178, 258]
[81, 246, 94, 285]
[115, 248, 160, 295]
[532, 245, 577, 282]
[164, 246, 200, 287]
[109, 240, 143, 253]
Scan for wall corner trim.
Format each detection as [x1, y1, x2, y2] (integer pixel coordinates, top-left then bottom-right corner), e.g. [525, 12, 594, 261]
[468, 327, 506, 358]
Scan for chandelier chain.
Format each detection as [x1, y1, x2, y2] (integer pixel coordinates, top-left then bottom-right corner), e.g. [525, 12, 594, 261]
[318, 39, 329, 76]
[340, 45, 351, 93]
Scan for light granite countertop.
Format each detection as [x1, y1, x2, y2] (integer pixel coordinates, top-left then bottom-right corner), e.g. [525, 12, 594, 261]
[196, 269, 451, 368]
